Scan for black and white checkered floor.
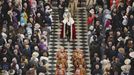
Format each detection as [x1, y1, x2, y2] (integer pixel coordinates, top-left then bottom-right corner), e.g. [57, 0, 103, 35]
[48, 1, 91, 75]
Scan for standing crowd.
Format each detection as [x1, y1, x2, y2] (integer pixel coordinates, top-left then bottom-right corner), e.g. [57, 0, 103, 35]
[87, 0, 134, 75]
[0, 0, 53, 75]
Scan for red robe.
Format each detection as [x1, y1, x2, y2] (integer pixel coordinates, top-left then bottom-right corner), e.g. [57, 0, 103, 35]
[60, 17, 76, 39]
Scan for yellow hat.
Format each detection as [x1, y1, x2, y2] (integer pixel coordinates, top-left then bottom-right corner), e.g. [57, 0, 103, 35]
[118, 48, 125, 53]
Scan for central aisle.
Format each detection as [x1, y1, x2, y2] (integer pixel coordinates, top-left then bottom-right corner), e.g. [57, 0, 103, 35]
[48, 1, 91, 75]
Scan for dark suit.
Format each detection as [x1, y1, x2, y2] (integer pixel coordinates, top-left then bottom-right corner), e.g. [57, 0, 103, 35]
[57, 0, 66, 21]
[65, 0, 69, 7]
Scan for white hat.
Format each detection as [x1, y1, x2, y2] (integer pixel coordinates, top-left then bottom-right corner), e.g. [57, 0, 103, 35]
[124, 59, 131, 65]
[89, 9, 95, 14]
[101, 59, 110, 65]
[8, 69, 15, 75]
[19, 34, 25, 39]
[121, 65, 131, 71]
[7, 10, 12, 15]
[32, 52, 39, 58]
[89, 26, 94, 31]
[129, 52, 134, 58]
[40, 56, 48, 62]
[12, 58, 17, 63]
[3, 57, 7, 61]
[123, 15, 127, 19]
[39, 72, 45, 75]
[1, 32, 7, 38]
[118, 37, 124, 42]
[34, 23, 40, 28]
[34, 46, 39, 51]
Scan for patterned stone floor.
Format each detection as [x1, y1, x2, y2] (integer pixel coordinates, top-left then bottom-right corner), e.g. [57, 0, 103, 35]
[48, 1, 91, 75]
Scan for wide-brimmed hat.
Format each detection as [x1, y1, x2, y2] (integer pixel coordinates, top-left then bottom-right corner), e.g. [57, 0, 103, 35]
[118, 47, 125, 53]
[8, 69, 15, 75]
[117, 37, 124, 42]
[40, 56, 48, 62]
[1, 32, 7, 38]
[123, 15, 128, 19]
[89, 9, 95, 14]
[101, 59, 110, 65]
[121, 65, 131, 71]
[129, 51, 134, 58]
[89, 26, 94, 31]
[34, 23, 41, 28]
[7, 10, 12, 15]
[3, 57, 7, 61]
[124, 59, 131, 65]
[32, 52, 39, 58]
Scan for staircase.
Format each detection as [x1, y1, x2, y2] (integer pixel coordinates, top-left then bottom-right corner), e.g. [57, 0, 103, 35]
[48, 1, 91, 75]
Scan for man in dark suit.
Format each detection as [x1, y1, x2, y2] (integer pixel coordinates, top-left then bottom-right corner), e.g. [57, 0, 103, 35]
[57, 0, 66, 22]
[65, 0, 69, 7]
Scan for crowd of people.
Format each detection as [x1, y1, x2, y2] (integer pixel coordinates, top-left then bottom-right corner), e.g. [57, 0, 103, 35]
[0, 0, 53, 75]
[87, 0, 134, 75]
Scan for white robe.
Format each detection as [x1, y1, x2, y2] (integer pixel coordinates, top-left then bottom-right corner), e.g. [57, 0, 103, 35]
[62, 17, 74, 39]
